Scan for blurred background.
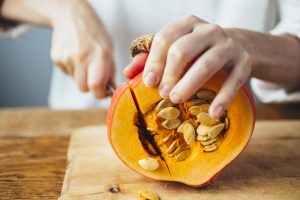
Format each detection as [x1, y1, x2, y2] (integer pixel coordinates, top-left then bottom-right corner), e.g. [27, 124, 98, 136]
[0, 27, 52, 107]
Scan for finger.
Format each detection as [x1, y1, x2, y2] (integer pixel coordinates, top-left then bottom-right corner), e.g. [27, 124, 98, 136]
[54, 61, 69, 74]
[51, 50, 69, 75]
[123, 52, 148, 79]
[209, 58, 251, 118]
[64, 58, 75, 77]
[88, 52, 112, 99]
[74, 61, 89, 92]
[143, 15, 204, 87]
[169, 45, 233, 104]
[159, 24, 220, 98]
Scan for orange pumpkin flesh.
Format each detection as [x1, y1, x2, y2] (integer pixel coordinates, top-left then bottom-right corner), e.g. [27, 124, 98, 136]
[107, 71, 255, 187]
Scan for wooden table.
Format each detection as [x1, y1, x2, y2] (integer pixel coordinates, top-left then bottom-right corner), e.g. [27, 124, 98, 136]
[0, 104, 300, 199]
[0, 108, 107, 199]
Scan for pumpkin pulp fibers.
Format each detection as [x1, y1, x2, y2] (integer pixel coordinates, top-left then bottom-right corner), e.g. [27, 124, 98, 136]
[129, 87, 171, 175]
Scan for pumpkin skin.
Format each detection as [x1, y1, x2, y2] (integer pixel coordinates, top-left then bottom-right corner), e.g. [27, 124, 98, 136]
[107, 71, 255, 187]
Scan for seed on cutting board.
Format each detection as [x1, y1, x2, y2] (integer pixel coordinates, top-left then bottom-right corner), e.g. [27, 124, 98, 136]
[196, 89, 216, 101]
[200, 138, 218, 146]
[197, 112, 219, 126]
[182, 123, 196, 145]
[208, 123, 225, 138]
[175, 149, 190, 161]
[161, 119, 181, 130]
[167, 139, 179, 154]
[155, 98, 174, 112]
[186, 99, 207, 107]
[196, 124, 211, 136]
[157, 107, 180, 120]
[139, 190, 160, 200]
[138, 158, 159, 171]
[203, 143, 218, 152]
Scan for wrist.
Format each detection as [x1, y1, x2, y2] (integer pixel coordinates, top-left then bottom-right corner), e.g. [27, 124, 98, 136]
[225, 28, 258, 76]
[0, 0, 85, 28]
[49, 0, 87, 28]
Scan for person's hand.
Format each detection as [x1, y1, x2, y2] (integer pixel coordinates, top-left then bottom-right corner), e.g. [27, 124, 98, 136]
[50, 0, 115, 98]
[124, 15, 251, 118]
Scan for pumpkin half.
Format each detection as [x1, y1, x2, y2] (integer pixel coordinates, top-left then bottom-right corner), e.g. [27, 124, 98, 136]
[107, 70, 255, 187]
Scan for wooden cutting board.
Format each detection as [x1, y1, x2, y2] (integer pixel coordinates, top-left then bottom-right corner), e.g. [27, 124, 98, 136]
[59, 120, 300, 200]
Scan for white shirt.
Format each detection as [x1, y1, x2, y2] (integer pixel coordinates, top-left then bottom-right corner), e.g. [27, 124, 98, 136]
[34, 0, 300, 108]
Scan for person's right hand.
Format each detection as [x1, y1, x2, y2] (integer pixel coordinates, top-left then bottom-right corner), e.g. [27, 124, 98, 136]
[50, 0, 115, 98]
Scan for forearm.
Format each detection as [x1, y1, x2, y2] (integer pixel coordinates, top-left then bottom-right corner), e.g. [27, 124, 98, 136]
[226, 28, 300, 88]
[0, 0, 78, 27]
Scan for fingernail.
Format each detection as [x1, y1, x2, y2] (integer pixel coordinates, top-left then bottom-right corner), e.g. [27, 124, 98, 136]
[214, 105, 224, 118]
[170, 94, 182, 104]
[159, 85, 170, 98]
[143, 72, 157, 87]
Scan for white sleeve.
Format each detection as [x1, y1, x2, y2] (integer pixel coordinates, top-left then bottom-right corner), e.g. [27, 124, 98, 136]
[250, 78, 300, 103]
[270, 0, 300, 37]
[251, 0, 300, 103]
[0, 24, 30, 39]
[0, 1, 30, 39]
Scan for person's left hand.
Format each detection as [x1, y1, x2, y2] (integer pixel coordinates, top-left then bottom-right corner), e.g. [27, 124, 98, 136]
[124, 15, 251, 119]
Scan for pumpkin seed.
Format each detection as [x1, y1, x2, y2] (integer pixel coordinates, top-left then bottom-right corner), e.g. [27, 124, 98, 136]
[164, 136, 175, 146]
[186, 119, 198, 128]
[199, 104, 210, 113]
[182, 123, 196, 145]
[186, 99, 207, 107]
[197, 112, 219, 126]
[200, 138, 218, 146]
[138, 158, 159, 171]
[150, 131, 157, 136]
[147, 127, 155, 132]
[157, 107, 180, 120]
[196, 89, 216, 101]
[169, 145, 186, 157]
[177, 120, 198, 133]
[162, 134, 172, 143]
[225, 117, 230, 130]
[188, 105, 202, 116]
[142, 86, 230, 156]
[177, 123, 185, 133]
[161, 119, 181, 130]
[155, 98, 174, 112]
[175, 149, 190, 161]
[196, 124, 211, 136]
[208, 123, 225, 138]
[203, 143, 218, 152]
[188, 104, 209, 115]
[139, 190, 160, 200]
[167, 139, 179, 154]
[197, 135, 210, 141]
